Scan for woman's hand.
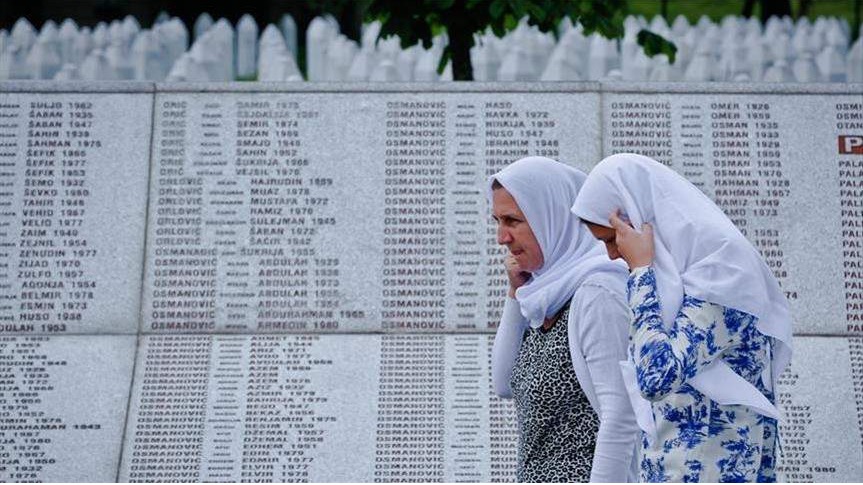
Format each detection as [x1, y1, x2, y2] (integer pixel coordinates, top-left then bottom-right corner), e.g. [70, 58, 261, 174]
[609, 211, 655, 270]
[504, 254, 530, 298]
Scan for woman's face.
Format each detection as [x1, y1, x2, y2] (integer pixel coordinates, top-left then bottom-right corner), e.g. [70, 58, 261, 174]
[586, 223, 621, 260]
[491, 187, 544, 272]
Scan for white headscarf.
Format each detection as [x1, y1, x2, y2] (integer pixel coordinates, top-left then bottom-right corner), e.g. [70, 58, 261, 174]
[572, 153, 792, 437]
[488, 156, 628, 328]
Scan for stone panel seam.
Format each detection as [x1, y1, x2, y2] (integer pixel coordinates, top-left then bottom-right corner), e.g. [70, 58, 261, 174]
[115, 334, 143, 482]
[114, 91, 158, 482]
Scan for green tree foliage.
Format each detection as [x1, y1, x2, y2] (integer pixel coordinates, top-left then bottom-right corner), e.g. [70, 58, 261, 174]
[364, 0, 677, 80]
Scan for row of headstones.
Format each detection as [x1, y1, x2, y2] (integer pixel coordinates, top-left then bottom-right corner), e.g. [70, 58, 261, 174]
[0, 12, 862, 83]
[309, 14, 863, 83]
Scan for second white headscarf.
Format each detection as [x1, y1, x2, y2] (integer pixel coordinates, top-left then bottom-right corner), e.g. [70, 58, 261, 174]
[488, 156, 628, 328]
[571, 153, 793, 439]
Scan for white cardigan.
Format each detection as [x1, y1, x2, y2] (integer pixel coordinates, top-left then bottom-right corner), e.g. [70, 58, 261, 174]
[491, 272, 640, 482]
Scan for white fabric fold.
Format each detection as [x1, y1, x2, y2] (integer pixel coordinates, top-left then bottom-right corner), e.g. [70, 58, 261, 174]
[572, 153, 792, 430]
[619, 360, 656, 445]
[488, 156, 628, 328]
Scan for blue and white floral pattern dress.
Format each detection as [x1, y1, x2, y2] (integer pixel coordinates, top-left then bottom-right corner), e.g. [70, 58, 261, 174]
[627, 266, 778, 482]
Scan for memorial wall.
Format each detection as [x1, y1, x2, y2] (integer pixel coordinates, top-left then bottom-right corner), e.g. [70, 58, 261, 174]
[0, 81, 861, 482]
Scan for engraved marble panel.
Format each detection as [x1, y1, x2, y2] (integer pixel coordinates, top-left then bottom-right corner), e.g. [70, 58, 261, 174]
[118, 333, 518, 482]
[602, 92, 863, 336]
[141, 91, 601, 334]
[117, 333, 861, 482]
[0, 92, 152, 335]
[119, 334, 379, 482]
[0, 334, 136, 481]
[776, 336, 863, 481]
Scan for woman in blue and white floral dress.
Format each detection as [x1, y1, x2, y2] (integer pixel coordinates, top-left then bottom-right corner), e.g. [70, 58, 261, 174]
[572, 153, 793, 482]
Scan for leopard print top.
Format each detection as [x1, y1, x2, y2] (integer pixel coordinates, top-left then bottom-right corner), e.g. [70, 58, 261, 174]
[509, 302, 600, 483]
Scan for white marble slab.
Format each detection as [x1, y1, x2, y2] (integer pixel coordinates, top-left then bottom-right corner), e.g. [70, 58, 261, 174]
[0, 92, 151, 335]
[140, 91, 601, 334]
[0, 334, 136, 481]
[602, 92, 863, 336]
[118, 334, 861, 482]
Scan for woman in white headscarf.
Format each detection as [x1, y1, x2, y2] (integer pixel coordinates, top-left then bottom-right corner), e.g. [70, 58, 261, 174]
[488, 156, 640, 483]
[572, 153, 792, 482]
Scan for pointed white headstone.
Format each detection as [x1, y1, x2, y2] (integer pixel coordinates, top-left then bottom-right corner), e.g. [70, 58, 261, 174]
[105, 38, 134, 79]
[620, 30, 640, 80]
[194, 13, 214, 41]
[133, 30, 169, 81]
[73, 27, 93, 66]
[726, 42, 751, 81]
[472, 42, 500, 81]
[746, 33, 769, 81]
[108, 20, 124, 49]
[259, 48, 301, 81]
[683, 43, 714, 81]
[440, 60, 453, 81]
[540, 47, 581, 81]
[154, 11, 171, 25]
[324, 36, 357, 81]
[58, 19, 79, 64]
[649, 15, 670, 35]
[306, 17, 333, 81]
[826, 22, 848, 55]
[39, 20, 58, 41]
[557, 16, 573, 37]
[498, 45, 533, 81]
[604, 68, 623, 80]
[762, 59, 794, 83]
[53, 63, 79, 81]
[696, 15, 712, 30]
[280, 14, 298, 58]
[346, 45, 377, 81]
[522, 31, 544, 76]
[648, 54, 674, 81]
[27, 37, 62, 79]
[258, 25, 288, 81]
[11, 18, 37, 51]
[763, 41, 795, 82]
[258, 24, 285, 74]
[370, 59, 398, 81]
[818, 44, 847, 82]
[792, 50, 821, 82]
[0, 44, 30, 79]
[413, 48, 439, 82]
[123, 15, 140, 33]
[791, 24, 810, 57]
[79, 48, 117, 80]
[378, 35, 402, 63]
[165, 55, 189, 81]
[847, 38, 863, 83]
[278, 52, 302, 81]
[92, 22, 109, 50]
[362, 20, 382, 50]
[396, 43, 420, 81]
[624, 15, 643, 34]
[671, 15, 689, 37]
[624, 50, 651, 81]
[587, 35, 617, 80]
[157, 18, 189, 65]
[621, 25, 640, 55]
[237, 14, 259, 78]
[213, 19, 236, 80]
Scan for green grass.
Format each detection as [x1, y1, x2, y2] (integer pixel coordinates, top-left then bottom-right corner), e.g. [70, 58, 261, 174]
[627, 0, 857, 24]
